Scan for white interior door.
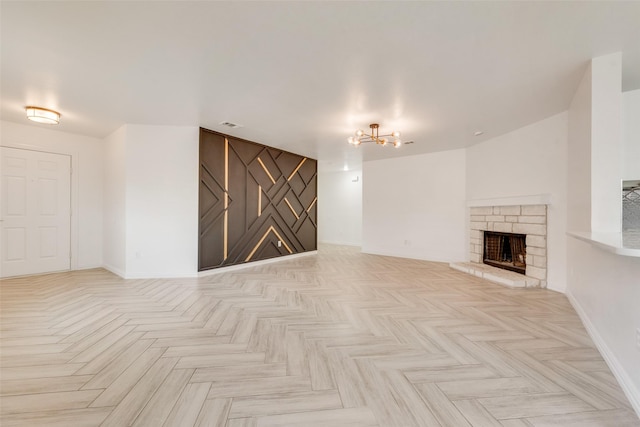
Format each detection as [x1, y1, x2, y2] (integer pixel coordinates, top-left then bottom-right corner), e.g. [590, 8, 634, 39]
[1, 147, 71, 278]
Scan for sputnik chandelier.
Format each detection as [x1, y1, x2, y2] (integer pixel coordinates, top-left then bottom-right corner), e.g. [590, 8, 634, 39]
[348, 123, 402, 148]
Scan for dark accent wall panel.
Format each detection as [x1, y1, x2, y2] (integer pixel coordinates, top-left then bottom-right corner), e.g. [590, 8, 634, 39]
[199, 128, 317, 271]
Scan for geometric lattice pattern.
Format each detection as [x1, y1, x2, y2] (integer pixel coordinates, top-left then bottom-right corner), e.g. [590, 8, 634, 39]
[199, 128, 317, 270]
[1, 245, 637, 426]
[623, 187, 640, 230]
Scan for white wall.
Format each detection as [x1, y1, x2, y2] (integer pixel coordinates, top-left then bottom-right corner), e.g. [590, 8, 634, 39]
[1, 120, 103, 270]
[362, 149, 466, 262]
[622, 89, 640, 179]
[124, 125, 199, 278]
[567, 63, 592, 232]
[567, 239, 640, 413]
[567, 55, 640, 415]
[102, 125, 127, 275]
[466, 112, 568, 292]
[590, 53, 622, 232]
[318, 170, 362, 246]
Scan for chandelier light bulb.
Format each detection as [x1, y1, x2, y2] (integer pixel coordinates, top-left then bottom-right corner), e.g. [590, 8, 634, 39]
[347, 123, 407, 148]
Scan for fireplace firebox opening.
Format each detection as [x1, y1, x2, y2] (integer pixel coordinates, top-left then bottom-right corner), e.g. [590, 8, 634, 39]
[483, 231, 526, 274]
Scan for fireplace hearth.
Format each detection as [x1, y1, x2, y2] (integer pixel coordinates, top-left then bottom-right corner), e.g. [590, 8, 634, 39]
[483, 231, 526, 274]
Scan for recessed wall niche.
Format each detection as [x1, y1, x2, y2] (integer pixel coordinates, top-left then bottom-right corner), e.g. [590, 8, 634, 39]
[199, 128, 317, 270]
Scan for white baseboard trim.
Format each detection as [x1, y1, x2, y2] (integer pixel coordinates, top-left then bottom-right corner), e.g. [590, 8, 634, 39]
[102, 264, 199, 279]
[125, 272, 199, 279]
[102, 264, 126, 279]
[546, 281, 567, 294]
[361, 248, 457, 264]
[318, 240, 362, 247]
[198, 251, 318, 277]
[73, 265, 104, 271]
[567, 291, 640, 417]
[102, 252, 319, 279]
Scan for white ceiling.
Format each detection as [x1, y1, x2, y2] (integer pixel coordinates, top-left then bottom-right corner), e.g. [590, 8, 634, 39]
[2, 1, 639, 171]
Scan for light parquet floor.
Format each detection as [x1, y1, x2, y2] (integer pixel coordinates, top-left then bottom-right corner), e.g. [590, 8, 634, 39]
[1, 245, 638, 426]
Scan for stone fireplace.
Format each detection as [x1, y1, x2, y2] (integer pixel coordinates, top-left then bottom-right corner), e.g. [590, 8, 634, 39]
[455, 204, 548, 288]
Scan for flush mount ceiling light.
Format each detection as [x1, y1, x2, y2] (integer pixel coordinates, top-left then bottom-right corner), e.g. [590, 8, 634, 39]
[348, 123, 402, 148]
[25, 106, 60, 125]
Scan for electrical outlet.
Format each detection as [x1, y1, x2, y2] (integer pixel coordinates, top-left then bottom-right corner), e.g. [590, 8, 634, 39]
[277, 240, 282, 248]
[636, 329, 640, 350]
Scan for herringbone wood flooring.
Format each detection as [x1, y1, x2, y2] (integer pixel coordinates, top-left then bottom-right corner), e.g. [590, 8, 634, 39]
[1, 245, 638, 426]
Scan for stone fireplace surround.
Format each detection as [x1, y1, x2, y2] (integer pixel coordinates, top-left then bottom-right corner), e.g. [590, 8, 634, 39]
[453, 203, 548, 288]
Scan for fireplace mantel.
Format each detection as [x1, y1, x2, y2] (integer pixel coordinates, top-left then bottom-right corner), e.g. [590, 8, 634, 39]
[467, 194, 551, 208]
